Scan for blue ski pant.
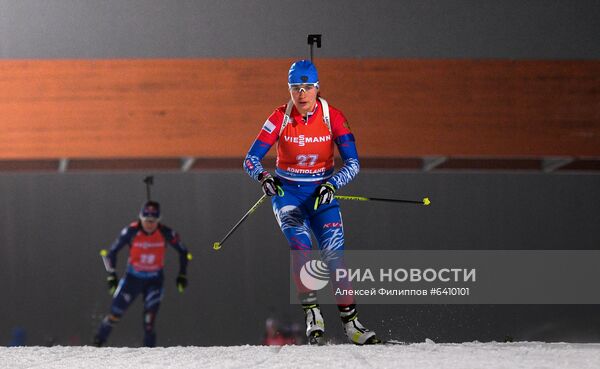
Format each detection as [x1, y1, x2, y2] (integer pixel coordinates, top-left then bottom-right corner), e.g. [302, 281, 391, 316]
[97, 273, 164, 346]
[271, 181, 354, 306]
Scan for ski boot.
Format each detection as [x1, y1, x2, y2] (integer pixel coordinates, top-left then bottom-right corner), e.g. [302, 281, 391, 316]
[303, 304, 325, 345]
[93, 314, 119, 347]
[340, 306, 381, 345]
[92, 335, 105, 347]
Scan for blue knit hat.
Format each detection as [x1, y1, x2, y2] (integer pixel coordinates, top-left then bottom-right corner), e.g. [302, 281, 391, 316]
[288, 60, 319, 85]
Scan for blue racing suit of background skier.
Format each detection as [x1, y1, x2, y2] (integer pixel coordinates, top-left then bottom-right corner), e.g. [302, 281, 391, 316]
[94, 201, 189, 347]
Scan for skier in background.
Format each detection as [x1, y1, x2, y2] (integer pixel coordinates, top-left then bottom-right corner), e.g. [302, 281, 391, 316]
[94, 201, 190, 347]
[243, 60, 380, 345]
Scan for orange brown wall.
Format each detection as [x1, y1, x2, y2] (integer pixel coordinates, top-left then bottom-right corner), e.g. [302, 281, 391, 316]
[1, 59, 599, 160]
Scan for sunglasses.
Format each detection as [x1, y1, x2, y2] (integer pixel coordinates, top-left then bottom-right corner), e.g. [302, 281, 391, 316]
[140, 216, 159, 223]
[288, 83, 319, 93]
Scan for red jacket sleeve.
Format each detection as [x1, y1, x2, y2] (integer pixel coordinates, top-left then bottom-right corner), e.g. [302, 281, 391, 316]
[255, 105, 286, 145]
[328, 105, 352, 139]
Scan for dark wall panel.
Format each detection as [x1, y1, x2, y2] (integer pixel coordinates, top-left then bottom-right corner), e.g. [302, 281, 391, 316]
[1, 1, 599, 59]
[1, 171, 599, 346]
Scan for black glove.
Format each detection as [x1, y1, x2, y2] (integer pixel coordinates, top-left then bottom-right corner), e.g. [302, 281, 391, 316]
[106, 272, 118, 295]
[314, 182, 336, 210]
[176, 274, 188, 293]
[259, 172, 283, 197]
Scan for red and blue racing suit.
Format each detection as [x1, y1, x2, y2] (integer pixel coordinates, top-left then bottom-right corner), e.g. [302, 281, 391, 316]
[97, 221, 188, 346]
[244, 100, 359, 306]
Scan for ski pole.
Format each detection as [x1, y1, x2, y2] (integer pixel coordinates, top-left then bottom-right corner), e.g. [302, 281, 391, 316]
[213, 194, 268, 250]
[99, 249, 115, 273]
[335, 195, 431, 206]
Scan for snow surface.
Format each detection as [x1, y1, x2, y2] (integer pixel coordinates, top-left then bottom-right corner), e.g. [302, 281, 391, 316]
[1, 342, 599, 369]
